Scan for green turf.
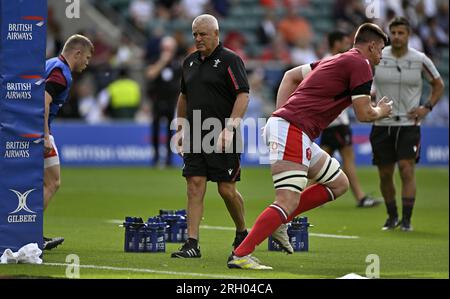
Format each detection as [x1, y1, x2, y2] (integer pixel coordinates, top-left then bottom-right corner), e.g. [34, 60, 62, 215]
[0, 167, 448, 279]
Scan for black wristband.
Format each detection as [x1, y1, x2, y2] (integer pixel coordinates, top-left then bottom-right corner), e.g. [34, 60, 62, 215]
[424, 102, 433, 111]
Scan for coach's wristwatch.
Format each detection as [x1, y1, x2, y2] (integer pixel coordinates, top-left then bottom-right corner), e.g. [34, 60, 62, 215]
[424, 102, 433, 111]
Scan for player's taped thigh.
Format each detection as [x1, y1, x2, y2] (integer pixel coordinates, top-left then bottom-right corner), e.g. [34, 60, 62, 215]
[311, 156, 342, 184]
[273, 170, 308, 193]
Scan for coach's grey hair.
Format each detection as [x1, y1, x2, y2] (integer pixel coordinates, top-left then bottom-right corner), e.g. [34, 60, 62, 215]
[192, 14, 219, 31]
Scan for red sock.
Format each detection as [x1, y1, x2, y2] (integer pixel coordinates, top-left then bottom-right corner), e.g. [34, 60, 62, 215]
[234, 205, 286, 257]
[287, 184, 333, 222]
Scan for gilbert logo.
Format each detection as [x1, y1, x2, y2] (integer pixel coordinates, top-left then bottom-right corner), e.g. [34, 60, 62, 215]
[7, 189, 37, 223]
[10, 189, 36, 214]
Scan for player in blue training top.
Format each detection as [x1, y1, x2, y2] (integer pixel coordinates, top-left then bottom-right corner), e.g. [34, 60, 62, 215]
[43, 34, 94, 250]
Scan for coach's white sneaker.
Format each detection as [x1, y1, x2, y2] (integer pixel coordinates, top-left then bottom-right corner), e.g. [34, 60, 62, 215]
[271, 224, 294, 254]
[227, 254, 273, 270]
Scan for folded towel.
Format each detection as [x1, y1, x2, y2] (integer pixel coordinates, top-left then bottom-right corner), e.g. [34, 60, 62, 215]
[0, 243, 42, 264]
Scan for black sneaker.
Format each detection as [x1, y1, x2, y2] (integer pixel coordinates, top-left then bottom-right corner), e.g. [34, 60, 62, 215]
[171, 241, 201, 258]
[43, 236, 64, 250]
[381, 217, 399, 231]
[357, 196, 383, 208]
[399, 218, 413, 232]
[232, 230, 248, 249]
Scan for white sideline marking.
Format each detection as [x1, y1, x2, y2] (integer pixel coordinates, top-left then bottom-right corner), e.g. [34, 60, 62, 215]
[200, 225, 360, 239]
[43, 262, 255, 279]
[309, 233, 359, 239]
[108, 220, 360, 239]
[200, 225, 238, 231]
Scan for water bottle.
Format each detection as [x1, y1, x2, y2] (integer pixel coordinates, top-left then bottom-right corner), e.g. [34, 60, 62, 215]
[137, 224, 147, 252]
[123, 217, 144, 252]
[175, 209, 186, 217]
[146, 217, 166, 252]
[146, 222, 160, 252]
[159, 209, 175, 216]
[178, 216, 188, 242]
[160, 215, 179, 242]
[159, 209, 186, 216]
[298, 217, 310, 251]
[171, 219, 181, 242]
[156, 221, 166, 252]
[289, 220, 302, 251]
[123, 217, 134, 252]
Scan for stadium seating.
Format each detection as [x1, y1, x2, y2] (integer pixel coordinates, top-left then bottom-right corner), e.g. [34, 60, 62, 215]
[104, 0, 336, 56]
[101, 0, 448, 104]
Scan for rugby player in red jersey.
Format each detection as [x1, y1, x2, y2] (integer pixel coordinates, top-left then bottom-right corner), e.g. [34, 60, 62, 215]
[228, 23, 393, 269]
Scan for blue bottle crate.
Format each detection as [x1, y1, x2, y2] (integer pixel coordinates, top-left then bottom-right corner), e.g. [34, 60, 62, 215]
[268, 217, 311, 252]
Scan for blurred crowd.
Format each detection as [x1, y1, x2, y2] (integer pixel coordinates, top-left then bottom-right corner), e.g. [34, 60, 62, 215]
[47, 0, 449, 126]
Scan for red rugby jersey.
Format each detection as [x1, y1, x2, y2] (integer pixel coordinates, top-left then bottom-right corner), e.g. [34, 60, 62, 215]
[273, 48, 373, 139]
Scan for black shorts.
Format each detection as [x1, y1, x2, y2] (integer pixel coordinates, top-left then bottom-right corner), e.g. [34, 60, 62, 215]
[182, 153, 241, 182]
[370, 126, 421, 165]
[320, 125, 352, 153]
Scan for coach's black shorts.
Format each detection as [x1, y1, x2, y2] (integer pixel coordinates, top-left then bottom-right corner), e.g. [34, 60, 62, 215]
[320, 125, 352, 153]
[370, 125, 421, 165]
[182, 153, 241, 182]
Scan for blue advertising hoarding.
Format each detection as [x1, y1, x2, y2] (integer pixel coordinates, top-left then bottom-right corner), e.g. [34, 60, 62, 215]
[51, 122, 448, 167]
[0, 0, 46, 254]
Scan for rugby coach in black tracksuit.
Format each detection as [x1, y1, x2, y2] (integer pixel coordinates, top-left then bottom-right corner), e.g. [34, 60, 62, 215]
[171, 14, 250, 258]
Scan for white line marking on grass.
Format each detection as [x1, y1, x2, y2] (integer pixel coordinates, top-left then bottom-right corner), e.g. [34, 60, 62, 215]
[107, 219, 124, 224]
[309, 233, 359, 239]
[200, 225, 237, 231]
[108, 220, 360, 239]
[200, 225, 359, 239]
[43, 263, 256, 279]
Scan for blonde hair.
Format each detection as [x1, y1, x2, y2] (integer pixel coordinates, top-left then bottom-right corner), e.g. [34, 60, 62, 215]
[62, 34, 94, 55]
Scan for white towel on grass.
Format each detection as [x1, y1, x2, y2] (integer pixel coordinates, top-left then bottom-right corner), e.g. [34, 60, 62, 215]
[0, 243, 42, 264]
[337, 273, 369, 279]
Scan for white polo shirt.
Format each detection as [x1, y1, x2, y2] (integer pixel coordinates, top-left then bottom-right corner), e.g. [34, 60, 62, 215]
[373, 46, 440, 126]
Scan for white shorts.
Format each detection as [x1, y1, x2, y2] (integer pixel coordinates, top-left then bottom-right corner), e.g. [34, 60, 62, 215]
[44, 135, 60, 169]
[263, 117, 325, 168]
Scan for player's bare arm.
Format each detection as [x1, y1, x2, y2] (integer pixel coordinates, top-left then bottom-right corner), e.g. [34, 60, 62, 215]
[44, 91, 53, 154]
[227, 92, 249, 128]
[219, 92, 249, 152]
[276, 64, 311, 109]
[407, 77, 445, 121]
[353, 95, 392, 122]
[175, 93, 187, 156]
